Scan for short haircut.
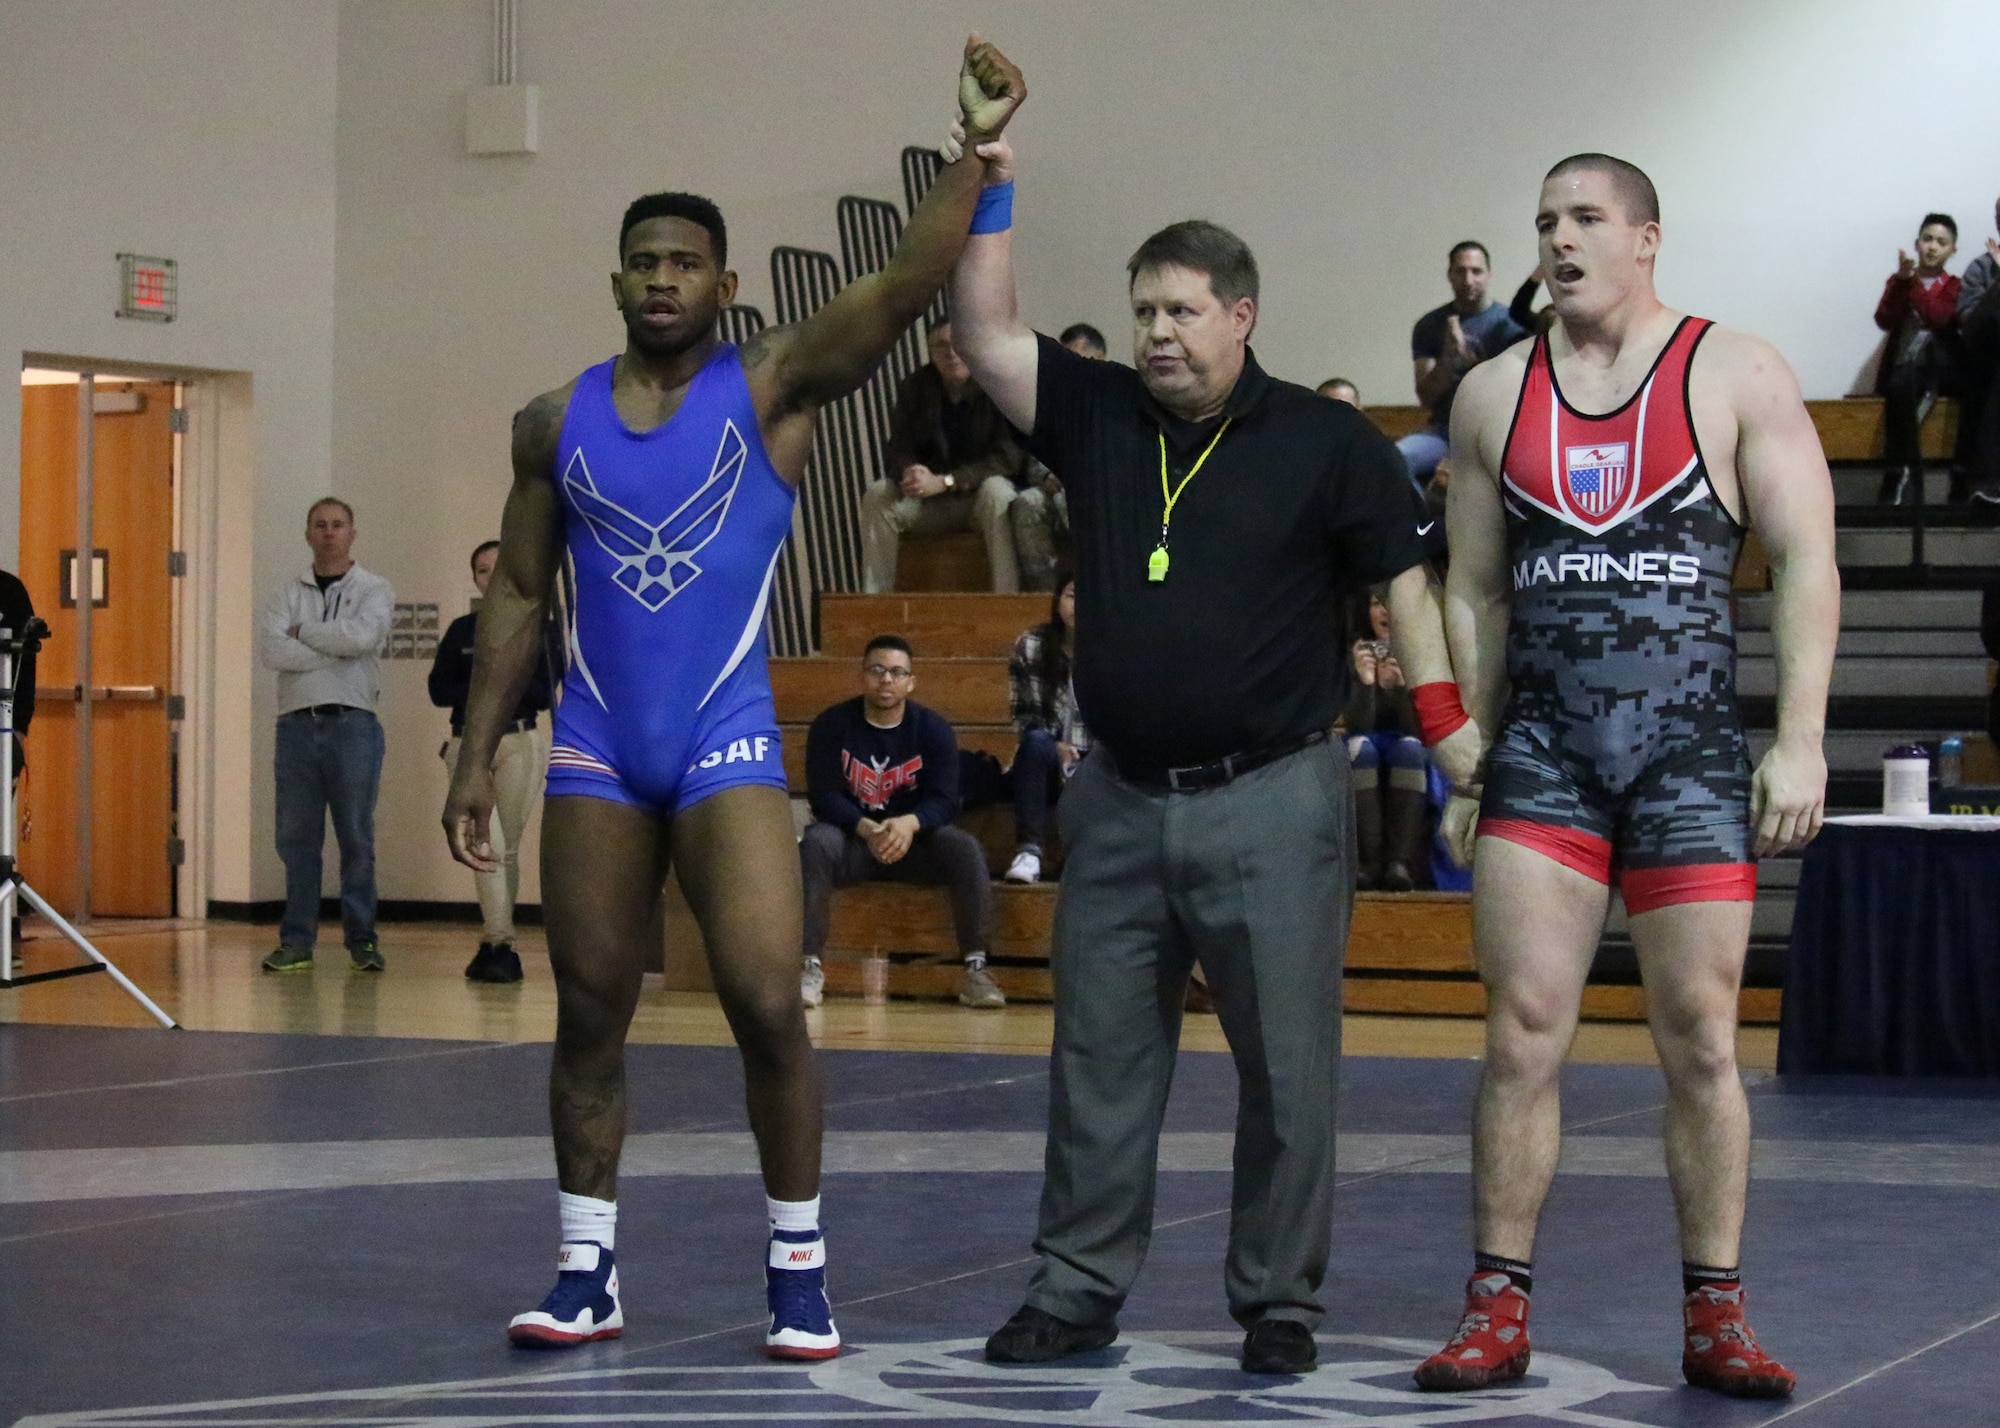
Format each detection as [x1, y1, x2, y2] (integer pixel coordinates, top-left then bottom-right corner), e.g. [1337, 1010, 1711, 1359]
[1922, 212, 1958, 239]
[619, 191, 727, 265]
[1447, 240, 1490, 266]
[862, 634, 913, 663]
[1127, 220, 1260, 306]
[1544, 153, 1660, 225]
[1060, 322, 1108, 351]
[470, 539, 501, 569]
[307, 496, 354, 524]
[1317, 377, 1358, 397]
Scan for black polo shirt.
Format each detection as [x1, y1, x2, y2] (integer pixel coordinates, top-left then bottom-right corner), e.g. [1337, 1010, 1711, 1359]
[1029, 334, 1429, 778]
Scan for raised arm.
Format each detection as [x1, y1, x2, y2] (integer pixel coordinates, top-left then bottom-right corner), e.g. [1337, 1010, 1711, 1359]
[947, 133, 1038, 434]
[748, 38, 1024, 420]
[1723, 334, 1839, 855]
[442, 389, 569, 870]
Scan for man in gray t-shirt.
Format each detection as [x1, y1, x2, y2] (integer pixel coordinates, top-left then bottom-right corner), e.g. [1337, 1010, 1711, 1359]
[1400, 241, 1528, 484]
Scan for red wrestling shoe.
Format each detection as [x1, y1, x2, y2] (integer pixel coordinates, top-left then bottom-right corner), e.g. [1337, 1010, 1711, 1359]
[1682, 1284, 1795, 1398]
[1413, 1273, 1531, 1390]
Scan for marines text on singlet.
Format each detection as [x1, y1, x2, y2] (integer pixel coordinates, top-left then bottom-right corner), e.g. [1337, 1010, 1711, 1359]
[1478, 317, 1758, 911]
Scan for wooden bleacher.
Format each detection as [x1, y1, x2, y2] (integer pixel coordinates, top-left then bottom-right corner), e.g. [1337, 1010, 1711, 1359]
[674, 398, 1944, 1021]
[1365, 395, 1958, 462]
[756, 591, 1784, 1024]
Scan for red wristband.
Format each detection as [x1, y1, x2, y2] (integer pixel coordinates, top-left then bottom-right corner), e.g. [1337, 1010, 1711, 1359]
[1412, 681, 1470, 746]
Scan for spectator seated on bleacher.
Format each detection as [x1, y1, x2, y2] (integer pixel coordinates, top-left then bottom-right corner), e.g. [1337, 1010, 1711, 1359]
[1315, 377, 1361, 408]
[798, 635, 1006, 1010]
[1003, 324, 1108, 592]
[1873, 213, 1961, 506]
[1003, 576, 1087, 884]
[859, 320, 1031, 593]
[1342, 589, 1430, 892]
[1401, 240, 1528, 486]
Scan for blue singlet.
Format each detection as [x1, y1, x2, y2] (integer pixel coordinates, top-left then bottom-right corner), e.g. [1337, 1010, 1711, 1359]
[544, 346, 796, 813]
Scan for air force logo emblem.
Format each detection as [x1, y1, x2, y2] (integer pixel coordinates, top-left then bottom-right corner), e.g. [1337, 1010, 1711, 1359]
[563, 421, 746, 610]
[1564, 442, 1630, 519]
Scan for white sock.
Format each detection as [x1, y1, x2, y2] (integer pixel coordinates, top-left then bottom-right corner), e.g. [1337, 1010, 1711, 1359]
[559, 1191, 616, 1251]
[767, 1195, 821, 1236]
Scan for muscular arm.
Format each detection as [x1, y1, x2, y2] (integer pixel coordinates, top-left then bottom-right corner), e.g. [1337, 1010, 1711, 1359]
[1441, 361, 1518, 749]
[748, 38, 1024, 421]
[443, 390, 568, 867]
[1725, 335, 1839, 854]
[1386, 563, 1482, 785]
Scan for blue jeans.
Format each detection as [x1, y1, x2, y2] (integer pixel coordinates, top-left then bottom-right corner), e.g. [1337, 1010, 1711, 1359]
[1396, 427, 1449, 484]
[275, 706, 383, 950]
[1012, 728, 1065, 850]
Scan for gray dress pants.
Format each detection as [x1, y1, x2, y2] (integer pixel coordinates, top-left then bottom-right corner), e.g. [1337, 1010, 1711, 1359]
[1026, 738, 1353, 1330]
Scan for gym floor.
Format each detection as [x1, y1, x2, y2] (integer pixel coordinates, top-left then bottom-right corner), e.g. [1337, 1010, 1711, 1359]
[3, 923, 1996, 1427]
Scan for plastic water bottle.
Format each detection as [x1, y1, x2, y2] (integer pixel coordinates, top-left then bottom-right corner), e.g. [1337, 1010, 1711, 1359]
[862, 947, 889, 1007]
[1938, 735, 1964, 790]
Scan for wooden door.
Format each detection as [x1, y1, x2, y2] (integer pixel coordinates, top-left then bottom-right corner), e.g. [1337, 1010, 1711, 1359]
[18, 380, 176, 917]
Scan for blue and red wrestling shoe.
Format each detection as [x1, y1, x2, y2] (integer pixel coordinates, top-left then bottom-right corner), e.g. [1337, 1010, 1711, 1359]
[507, 1241, 623, 1348]
[765, 1229, 840, 1360]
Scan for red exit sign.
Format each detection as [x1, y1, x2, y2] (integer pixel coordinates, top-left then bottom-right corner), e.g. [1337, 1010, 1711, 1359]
[117, 253, 177, 322]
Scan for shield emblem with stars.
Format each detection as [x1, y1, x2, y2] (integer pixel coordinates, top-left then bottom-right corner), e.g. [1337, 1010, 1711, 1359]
[1563, 442, 1630, 519]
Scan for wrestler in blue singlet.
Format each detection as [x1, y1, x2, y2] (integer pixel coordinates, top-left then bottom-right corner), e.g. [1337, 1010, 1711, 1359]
[545, 345, 795, 812]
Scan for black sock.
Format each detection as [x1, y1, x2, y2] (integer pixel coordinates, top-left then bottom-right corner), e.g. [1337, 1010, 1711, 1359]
[1474, 1251, 1533, 1296]
[1683, 1262, 1741, 1296]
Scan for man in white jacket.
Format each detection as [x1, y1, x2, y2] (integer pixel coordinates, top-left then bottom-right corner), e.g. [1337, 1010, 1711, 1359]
[257, 498, 396, 972]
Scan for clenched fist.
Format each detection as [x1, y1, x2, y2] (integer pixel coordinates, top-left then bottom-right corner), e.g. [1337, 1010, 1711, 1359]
[958, 34, 1026, 142]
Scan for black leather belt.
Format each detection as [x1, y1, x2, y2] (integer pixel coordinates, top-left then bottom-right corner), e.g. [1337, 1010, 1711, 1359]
[450, 716, 538, 736]
[288, 703, 367, 718]
[1117, 728, 1330, 792]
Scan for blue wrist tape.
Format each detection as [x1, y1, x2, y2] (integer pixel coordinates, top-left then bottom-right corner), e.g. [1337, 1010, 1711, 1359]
[969, 181, 1014, 235]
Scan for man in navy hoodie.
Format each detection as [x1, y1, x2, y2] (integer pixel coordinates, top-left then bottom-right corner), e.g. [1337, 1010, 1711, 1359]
[799, 634, 1002, 1009]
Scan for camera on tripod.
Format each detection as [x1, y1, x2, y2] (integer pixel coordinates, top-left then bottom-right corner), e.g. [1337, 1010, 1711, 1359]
[0, 615, 178, 1026]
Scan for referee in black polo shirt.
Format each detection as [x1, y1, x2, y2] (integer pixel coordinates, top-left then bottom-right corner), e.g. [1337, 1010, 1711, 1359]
[947, 137, 1481, 1374]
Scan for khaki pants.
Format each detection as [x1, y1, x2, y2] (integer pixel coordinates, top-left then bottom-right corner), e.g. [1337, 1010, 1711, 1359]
[859, 476, 1021, 592]
[444, 726, 547, 942]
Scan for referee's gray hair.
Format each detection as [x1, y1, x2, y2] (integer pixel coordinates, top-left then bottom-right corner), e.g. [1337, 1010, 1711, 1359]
[1127, 220, 1260, 306]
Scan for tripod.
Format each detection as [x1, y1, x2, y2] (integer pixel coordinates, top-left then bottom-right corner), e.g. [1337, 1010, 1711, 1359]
[0, 620, 178, 1028]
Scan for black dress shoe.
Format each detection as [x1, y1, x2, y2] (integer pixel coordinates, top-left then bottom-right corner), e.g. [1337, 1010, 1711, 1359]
[1242, 1318, 1317, 1374]
[985, 1305, 1118, 1363]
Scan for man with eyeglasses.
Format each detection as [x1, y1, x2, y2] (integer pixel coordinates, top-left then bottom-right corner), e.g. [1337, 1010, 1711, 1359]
[798, 634, 1002, 1010]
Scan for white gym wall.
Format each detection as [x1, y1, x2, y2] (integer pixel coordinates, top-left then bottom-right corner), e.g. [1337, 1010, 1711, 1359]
[6, 0, 1998, 905]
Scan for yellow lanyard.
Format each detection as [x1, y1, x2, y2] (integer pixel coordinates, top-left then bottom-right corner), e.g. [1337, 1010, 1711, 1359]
[1149, 418, 1231, 582]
